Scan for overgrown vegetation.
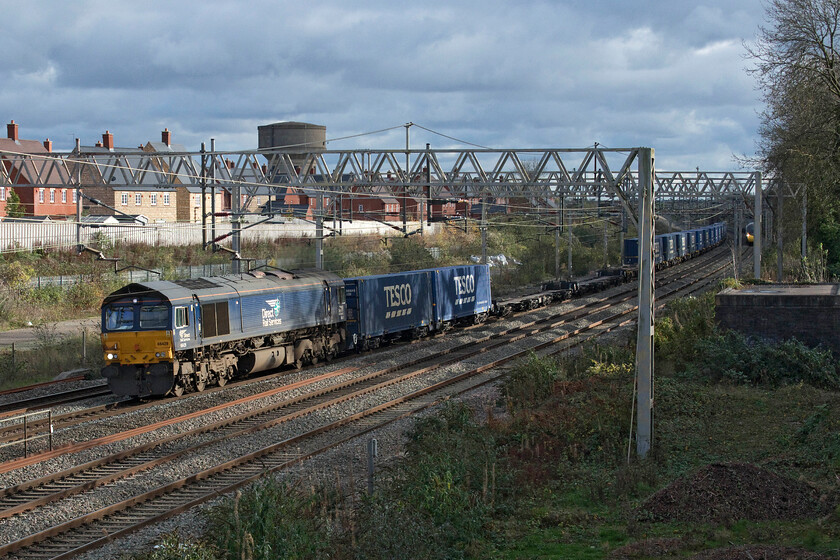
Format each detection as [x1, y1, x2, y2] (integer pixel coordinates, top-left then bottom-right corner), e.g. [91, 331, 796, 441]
[129, 284, 840, 559]
[0, 219, 619, 329]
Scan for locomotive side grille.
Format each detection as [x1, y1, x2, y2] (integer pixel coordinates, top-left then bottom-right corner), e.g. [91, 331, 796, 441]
[201, 301, 231, 338]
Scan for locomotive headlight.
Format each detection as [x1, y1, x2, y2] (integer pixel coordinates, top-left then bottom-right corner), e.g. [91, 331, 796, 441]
[155, 352, 162, 358]
[106, 353, 115, 360]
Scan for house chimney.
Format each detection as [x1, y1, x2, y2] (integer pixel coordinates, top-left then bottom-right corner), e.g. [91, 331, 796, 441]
[43, 138, 52, 152]
[102, 130, 114, 150]
[161, 128, 171, 146]
[7, 120, 18, 141]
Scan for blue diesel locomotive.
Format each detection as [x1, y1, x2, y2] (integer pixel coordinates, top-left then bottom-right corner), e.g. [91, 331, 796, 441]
[100, 264, 492, 398]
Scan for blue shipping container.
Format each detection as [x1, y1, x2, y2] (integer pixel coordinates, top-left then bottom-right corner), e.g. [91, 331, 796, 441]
[428, 265, 492, 323]
[623, 238, 639, 266]
[676, 232, 688, 258]
[344, 270, 434, 350]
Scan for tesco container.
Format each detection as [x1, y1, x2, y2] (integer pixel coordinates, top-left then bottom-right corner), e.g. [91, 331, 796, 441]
[344, 270, 434, 350]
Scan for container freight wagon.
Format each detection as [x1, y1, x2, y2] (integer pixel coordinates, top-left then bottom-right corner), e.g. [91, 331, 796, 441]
[343, 264, 492, 351]
[623, 223, 727, 268]
[427, 264, 492, 325]
[344, 270, 435, 351]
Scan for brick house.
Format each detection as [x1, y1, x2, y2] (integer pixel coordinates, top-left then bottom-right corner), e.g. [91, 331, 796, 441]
[77, 129, 223, 223]
[341, 186, 399, 222]
[0, 121, 75, 218]
[75, 131, 178, 223]
[261, 185, 313, 219]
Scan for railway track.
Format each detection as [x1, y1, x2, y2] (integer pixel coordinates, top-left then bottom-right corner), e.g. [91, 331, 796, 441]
[0, 245, 726, 463]
[0, 384, 115, 419]
[0, 248, 740, 559]
[0, 247, 732, 471]
[0, 243, 732, 458]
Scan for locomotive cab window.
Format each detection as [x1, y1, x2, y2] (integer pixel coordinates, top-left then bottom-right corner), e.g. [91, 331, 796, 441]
[338, 286, 346, 305]
[139, 305, 169, 329]
[174, 307, 189, 328]
[105, 305, 134, 331]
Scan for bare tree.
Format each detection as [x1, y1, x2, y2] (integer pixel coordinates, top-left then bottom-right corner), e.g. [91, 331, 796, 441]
[747, 0, 840, 267]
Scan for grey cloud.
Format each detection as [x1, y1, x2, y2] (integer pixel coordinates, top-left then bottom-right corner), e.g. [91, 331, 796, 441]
[1, 0, 766, 170]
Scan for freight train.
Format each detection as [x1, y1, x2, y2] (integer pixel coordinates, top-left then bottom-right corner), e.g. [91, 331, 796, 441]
[100, 265, 492, 398]
[622, 222, 726, 268]
[100, 222, 726, 399]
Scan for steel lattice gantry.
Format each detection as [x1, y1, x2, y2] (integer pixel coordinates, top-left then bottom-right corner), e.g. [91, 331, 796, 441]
[0, 146, 762, 222]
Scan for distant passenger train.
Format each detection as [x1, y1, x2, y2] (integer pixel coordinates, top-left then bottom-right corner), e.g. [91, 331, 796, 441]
[744, 222, 755, 246]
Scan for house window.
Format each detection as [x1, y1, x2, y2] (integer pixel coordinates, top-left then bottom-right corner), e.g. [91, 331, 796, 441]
[121, 193, 128, 206]
[49, 189, 55, 203]
[358, 204, 363, 212]
[163, 193, 170, 206]
[0, 187, 5, 201]
[39, 189, 45, 203]
[195, 195, 200, 207]
[72, 190, 77, 203]
[135, 193, 142, 205]
[150, 193, 157, 206]
[61, 190, 67, 203]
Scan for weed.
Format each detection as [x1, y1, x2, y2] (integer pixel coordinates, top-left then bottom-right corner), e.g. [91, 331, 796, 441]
[499, 352, 563, 412]
[206, 480, 332, 560]
[129, 531, 217, 560]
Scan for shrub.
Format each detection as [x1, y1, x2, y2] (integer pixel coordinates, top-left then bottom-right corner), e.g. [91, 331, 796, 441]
[206, 481, 332, 560]
[65, 280, 105, 309]
[356, 403, 503, 557]
[0, 261, 34, 292]
[500, 352, 563, 412]
[687, 331, 840, 390]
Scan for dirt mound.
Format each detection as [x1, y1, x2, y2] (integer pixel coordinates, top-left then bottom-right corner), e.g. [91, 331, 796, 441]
[637, 463, 831, 523]
[609, 537, 684, 558]
[690, 545, 827, 559]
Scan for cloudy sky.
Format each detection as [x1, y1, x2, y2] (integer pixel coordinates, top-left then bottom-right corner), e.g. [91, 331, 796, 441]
[3, 0, 765, 171]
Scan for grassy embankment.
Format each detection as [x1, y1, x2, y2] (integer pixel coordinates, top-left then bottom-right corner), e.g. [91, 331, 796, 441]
[129, 283, 840, 559]
[0, 221, 619, 389]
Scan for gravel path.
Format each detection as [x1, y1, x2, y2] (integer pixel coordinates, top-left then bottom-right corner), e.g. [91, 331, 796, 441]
[0, 317, 100, 352]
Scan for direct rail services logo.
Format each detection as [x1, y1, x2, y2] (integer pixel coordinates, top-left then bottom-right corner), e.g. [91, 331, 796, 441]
[262, 298, 283, 327]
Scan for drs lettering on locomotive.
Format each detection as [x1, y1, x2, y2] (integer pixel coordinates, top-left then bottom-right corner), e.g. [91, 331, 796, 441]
[383, 284, 412, 308]
[261, 298, 283, 327]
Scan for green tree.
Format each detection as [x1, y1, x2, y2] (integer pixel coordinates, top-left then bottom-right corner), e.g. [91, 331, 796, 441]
[5, 188, 24, 218]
